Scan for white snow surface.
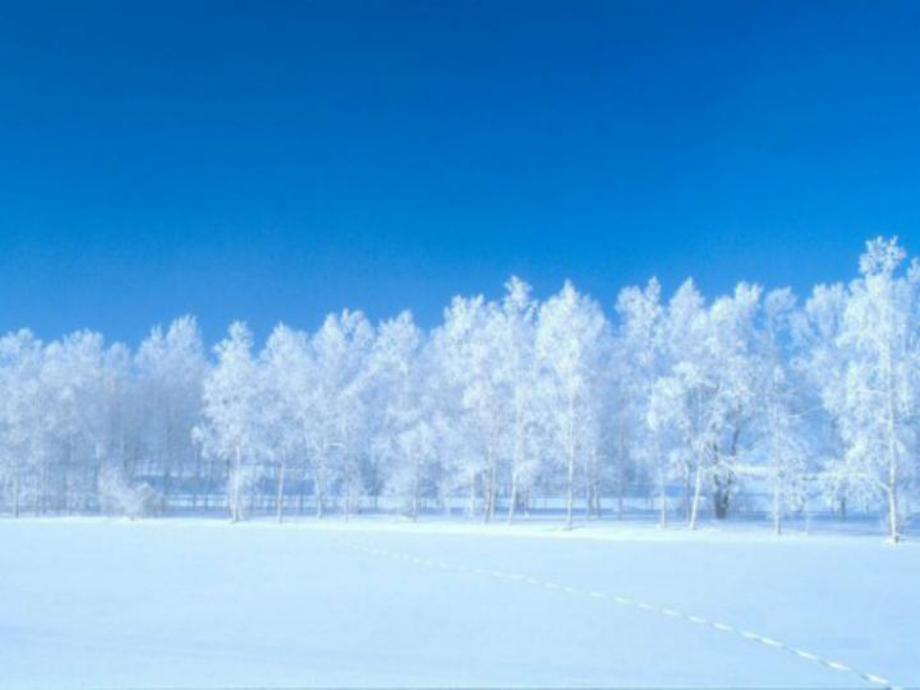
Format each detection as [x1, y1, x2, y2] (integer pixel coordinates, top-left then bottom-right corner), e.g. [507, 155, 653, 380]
[1, 517, 917, 689]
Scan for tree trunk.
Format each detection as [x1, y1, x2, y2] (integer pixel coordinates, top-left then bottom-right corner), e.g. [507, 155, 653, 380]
[583, 450, 593, 520]
[658, 464, 668, 528]
[315, 467, 325, 519]
[566, 451, 575, 530]
[411, 456, 420, 522]
[883, 343, 901, 543]
[689, 458, 704, 530]
[887, 485, 900, 543]
[298, 460, 306, 514]
[712, 474, 731, 520]
[203, 453, 212, 512]
[483, 459, 495, 524]
[507, 471, 518, 524]
[13, 462, 21, 519]
[275, 456, 287, 524]
[772, 477, 782, 536]
[565, 392, 576, 530]
[231, 444, 243, 523]
[191, 445, 201, 511]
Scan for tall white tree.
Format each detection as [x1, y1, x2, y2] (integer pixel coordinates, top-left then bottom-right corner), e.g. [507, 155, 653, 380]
[198, 322, 262, 522]
[310, 310, 375, 518]
[368, 311, 433, 519]
[794, 283, 854, 516]
[261, 324, 311, 522]
[0, 330, 45, 516]
[536, 281, 611, 530]
[40, 331, 130, 513]
[617, 278, 668, 525]
[756, 289, 809, 535]
[136, 316, 206, 511]
[649, 280, 707, 525]
[495, 277, 541, 522]
[835, 237, 919, 541]
[432, 295, 506, 521]
[651, 281, 760, 529]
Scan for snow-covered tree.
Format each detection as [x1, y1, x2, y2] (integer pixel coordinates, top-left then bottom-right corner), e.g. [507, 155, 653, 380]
[310, 310, 375, 518]
[536, 281, 611, 529]
[0, 330, 45, 516]
[40, 331, 130, 513]
[794, 283, 854, 516]
[368, 311, 434, 519]
[135, 316, 206, 512]
[616, 278, 668, 524]
[495, 277, 541, 522]
[835, 237, 919, 541]
[261, 324, 311, 522]
[0, 239, 916, 536]
[755, 289, 810, 534]
[198, 322, 262, 522]
[432, 295, 506, 521]
[651, 281, 760, 529]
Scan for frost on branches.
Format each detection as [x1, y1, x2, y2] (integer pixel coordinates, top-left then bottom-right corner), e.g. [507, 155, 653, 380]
[0, 239, 918, 541]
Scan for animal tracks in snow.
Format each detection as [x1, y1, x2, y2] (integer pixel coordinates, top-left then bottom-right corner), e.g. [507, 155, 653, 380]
[339, 538, 901, 690]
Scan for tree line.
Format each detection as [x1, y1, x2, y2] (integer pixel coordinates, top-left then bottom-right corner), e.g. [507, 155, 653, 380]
[1, 237, 917, 540]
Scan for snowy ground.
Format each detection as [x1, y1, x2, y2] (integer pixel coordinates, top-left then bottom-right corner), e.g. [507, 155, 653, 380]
[1, 517, 917, 689]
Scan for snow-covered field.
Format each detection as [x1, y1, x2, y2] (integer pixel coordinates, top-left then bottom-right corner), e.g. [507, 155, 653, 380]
[1, 518, 917, 689]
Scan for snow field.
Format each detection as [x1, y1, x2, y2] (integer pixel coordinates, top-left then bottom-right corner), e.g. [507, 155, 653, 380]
[0, 518, 917, 688]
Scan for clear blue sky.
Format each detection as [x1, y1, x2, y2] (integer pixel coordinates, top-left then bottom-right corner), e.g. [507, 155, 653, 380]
[2, 0, 919, 344]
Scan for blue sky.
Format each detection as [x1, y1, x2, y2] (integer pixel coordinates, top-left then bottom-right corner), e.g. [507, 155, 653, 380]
[1, 0, 919, 344]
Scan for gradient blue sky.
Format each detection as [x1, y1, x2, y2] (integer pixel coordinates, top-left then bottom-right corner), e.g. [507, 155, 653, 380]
[2, 0, 919, 344]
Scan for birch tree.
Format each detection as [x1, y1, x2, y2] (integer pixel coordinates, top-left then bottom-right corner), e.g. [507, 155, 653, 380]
[494, 277, 540, 522]
[136, 316, 206, 512]
[199, 322, 262, 522]
[616, 279, 668, 525]
[432, 295, 505, 520]
[536, 281, 611, 529]
[261, 324, 311, 522]
[0, 330, 45, 516]
[368, 311, 433, 519]
[310, 310, 374, 518]
[794, 283, 854, 516]
[756, 289, 809, 535]
[836, 237, 919, 542]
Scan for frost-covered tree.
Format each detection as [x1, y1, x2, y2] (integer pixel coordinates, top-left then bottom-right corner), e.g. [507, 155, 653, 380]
[495, 277, 541, 522]
[0, 239, 918, 533]
[261, 324, 311, 522]
[755, 289, 809, 535]
[651, 282, 760, 529]
[536, 281, 611, 529]
[432, 295, 506, 521]
[309, 310, 374, 518]
[649, 280, 707, 525]
[794, 283, 854, 516]
[198, 322, 262, 522]
[0, 330, 45, 516]
[616, 279, 668, 524]
[705, 284, 761, 522]
[835, 237, 920, 541]
[368, 311, 435, 519]
[135, 316, 206, 511]
[40, 331, 130, 513]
